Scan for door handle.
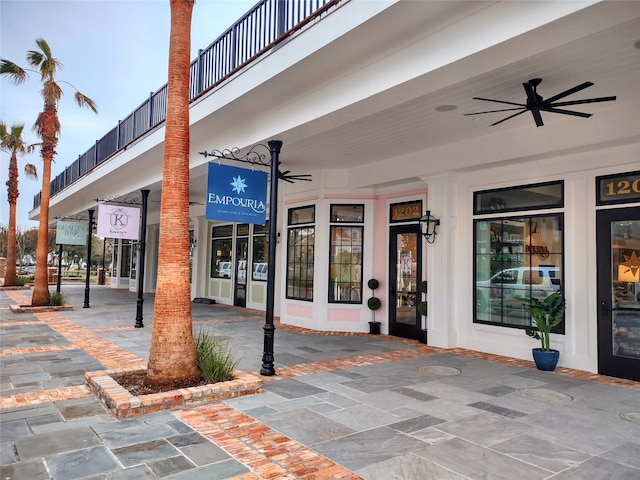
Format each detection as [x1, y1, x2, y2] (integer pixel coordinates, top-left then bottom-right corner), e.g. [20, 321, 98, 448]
[600, 300, 609, 314]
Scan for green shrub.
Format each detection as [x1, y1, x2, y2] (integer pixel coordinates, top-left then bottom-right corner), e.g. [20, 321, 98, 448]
[417, 300, 427, 316]
[14, 276, 31, 286]
[419, 281, 428, 294]
[194, 329, 239, 384]
[49, 291, 67, 306]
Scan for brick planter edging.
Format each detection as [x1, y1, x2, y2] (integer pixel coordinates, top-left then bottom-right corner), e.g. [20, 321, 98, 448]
[9, 304, 73, 313]
[86, 368, 263, 418]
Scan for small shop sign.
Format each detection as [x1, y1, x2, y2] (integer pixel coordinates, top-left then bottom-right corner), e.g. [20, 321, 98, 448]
[96, 204, 140, 240]
[56, 220, 87, 245]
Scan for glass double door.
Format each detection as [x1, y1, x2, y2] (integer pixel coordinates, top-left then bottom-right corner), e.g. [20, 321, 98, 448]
[389, 225, 422, 340]
[596, 206, 640, 381]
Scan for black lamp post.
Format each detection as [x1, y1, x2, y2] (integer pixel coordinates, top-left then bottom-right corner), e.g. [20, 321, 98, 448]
[260, 140, 282, 376]
[83, 209, 94, 308]
[135, 189, 149, 328]
[56, 243, 63, 293]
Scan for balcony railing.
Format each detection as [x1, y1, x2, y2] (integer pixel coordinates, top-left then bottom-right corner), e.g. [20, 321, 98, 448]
[34, 0, 340, 210]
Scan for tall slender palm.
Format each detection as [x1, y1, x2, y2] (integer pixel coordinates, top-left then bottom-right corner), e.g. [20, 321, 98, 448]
[146, 0, 199, 384]
[1, 39, 97, 305]
[0, 122, 38, 286]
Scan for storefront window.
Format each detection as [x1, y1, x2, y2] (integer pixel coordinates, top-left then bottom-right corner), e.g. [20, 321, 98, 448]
[474, 214, 564, 329]
[252, 222, 269, 281]
[328, 204, 364, 303]
[210, 225, 233, 278]
[286, 206, 315, 300]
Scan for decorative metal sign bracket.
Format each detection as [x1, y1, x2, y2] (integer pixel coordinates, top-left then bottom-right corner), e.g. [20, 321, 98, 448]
[95, 193, 143, 206]
[198, 145, 312, 183]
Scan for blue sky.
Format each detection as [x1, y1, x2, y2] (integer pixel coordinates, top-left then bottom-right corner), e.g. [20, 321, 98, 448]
[0, 0, 255, 229]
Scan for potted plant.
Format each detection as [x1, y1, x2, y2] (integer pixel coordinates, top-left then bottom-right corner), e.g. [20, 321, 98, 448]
[367, 278, 381, 334]
[516, 290, 566, 371]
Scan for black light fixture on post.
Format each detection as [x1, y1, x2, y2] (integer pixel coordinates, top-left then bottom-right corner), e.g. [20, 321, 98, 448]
[419, 210, 440, 244]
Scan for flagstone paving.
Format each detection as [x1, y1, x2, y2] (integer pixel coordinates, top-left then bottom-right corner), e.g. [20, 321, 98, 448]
[1, 285, 639, 479]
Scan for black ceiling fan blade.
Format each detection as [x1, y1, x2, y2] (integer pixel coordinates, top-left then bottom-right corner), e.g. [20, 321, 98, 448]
[538, 106, 592, 118]
[530, 108, 544, 127]
[490, 109, 527, 126]
[544, 81, 593, 103]
[289, 175, 313, 181]
[464, 107, 525, 116]
[472, 97, 526, 108]
[549, 96, 616, 107]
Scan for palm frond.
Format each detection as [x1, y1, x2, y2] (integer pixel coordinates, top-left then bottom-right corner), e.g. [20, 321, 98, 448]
[26, 49, 45, 68]
[0, 59, 27, 84]
[75, 92, 98, 113]
[24, 163, 38, 180]
[35, 38, 52, 59]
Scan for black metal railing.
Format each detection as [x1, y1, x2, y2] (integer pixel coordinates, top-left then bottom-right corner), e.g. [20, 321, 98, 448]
[34, 0, 340, 210]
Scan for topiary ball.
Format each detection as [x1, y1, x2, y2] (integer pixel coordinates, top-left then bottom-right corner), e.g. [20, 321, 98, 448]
[367, 296, 381, 310]
[419, 281, 428, 293]
[367, 279, 379, 290]
[417, 301, 427, 316]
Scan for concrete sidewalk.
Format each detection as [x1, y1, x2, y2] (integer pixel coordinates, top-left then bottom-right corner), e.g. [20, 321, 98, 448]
[1, 285, 639, 479]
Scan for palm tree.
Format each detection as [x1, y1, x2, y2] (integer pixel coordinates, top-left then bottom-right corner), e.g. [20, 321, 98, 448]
[0, 122, 38, 286]
[1, 39, 97, 305]
[146, 0, 199, 385]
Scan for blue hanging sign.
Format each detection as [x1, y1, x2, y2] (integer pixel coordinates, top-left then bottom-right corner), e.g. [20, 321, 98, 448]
[206, 163, 268, 224]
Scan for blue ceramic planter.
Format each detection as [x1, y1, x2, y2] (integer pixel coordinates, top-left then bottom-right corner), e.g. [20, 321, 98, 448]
[532, 348, 560, 371]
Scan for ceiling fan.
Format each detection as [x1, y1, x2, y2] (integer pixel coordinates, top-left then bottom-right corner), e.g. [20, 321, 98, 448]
[464, 78, 616, 127]
[278, 169, 312, 183]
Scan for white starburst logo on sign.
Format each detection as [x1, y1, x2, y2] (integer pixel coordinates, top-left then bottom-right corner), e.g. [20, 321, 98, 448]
[230, 175, 247, 194]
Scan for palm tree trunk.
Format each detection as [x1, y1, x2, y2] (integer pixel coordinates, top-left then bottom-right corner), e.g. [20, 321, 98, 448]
[31, 106, 56, 306]
[147, 0, 199, 383]
[5, 153, 19, 286]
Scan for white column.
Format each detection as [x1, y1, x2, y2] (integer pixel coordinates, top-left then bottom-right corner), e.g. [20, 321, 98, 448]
[420, 173, 459, 348]
[190, 217, 207, 299]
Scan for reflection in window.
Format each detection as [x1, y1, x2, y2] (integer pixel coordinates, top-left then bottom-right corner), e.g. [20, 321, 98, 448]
[210, 226, 233, 278]
[121, 240, 132, 278]
[286, 224, 315, 301]
[474, 214, 564, 330]
[329, 226, 363, 303]
[252, 221, 269, 282]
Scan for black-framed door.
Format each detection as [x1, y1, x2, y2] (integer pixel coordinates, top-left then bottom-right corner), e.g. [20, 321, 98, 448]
[596, 206, 640, 382]
[389, 224, 422, 340]
[234, 237, 248, 307]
